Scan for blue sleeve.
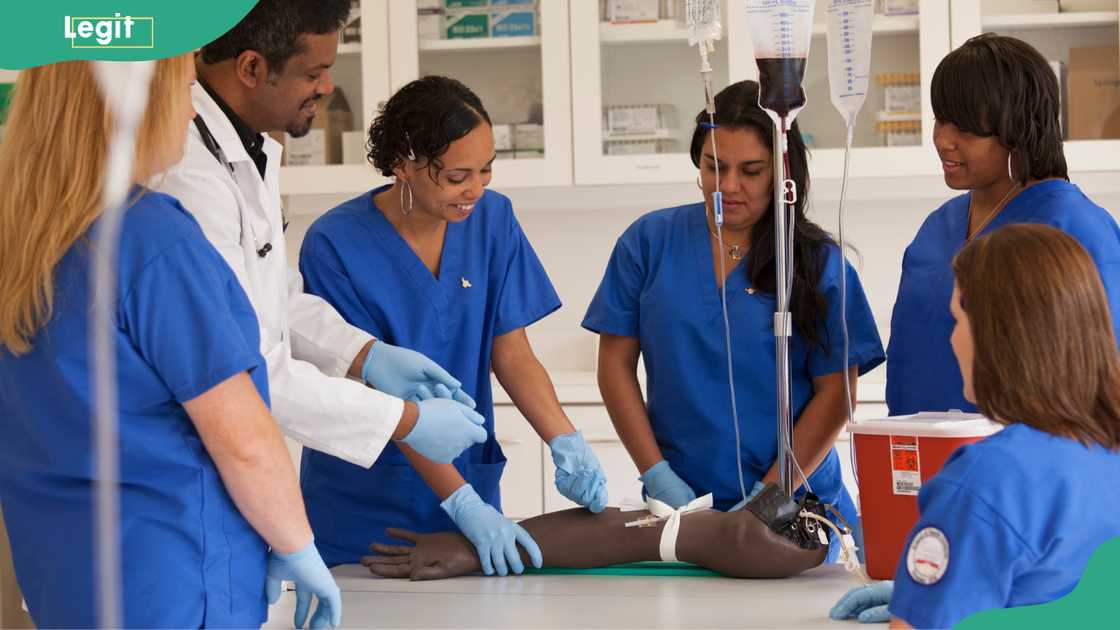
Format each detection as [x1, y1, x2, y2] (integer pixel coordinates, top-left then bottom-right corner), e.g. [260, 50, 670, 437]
[808, 247, 886, 377]
[299, 225, 380, 335]
[493, 214, 562, 337]
[888, 477, 1031, 628]
[581, 228, 645, 338]
[120, 238, 263, 404]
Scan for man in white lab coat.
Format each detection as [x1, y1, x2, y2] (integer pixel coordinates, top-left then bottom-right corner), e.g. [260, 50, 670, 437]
[156, 0, 487, 469]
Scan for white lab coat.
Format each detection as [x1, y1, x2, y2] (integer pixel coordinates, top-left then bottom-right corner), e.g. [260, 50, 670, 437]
[154, 84, 400, 467]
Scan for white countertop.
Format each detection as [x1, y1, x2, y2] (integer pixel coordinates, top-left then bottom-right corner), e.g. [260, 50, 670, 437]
[263, 563, 862, 629]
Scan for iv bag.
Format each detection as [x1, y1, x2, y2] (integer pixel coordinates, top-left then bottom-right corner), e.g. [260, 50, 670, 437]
[826, 0, 874, 128]
[746, 0, 816, 123]
[686, 0, 723, 48]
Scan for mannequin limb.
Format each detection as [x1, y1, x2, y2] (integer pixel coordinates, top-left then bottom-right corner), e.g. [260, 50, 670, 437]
[362, 506, 826, 581]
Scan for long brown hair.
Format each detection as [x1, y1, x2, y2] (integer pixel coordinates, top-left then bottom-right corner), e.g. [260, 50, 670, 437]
[953, 224, 1120, 449]
[0, 55, 193, 355]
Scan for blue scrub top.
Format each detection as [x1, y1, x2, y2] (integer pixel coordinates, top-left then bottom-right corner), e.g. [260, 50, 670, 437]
[582, 203, 884, 549]
[0, 190, 270, 628]
[887, 180, 1120, 415]
[889, 423, 1120, 628]
[298, 185, 561, 566]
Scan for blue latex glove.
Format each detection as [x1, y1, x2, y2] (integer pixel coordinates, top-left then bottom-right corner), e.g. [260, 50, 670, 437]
[441, 484, 543, 576]
[829, 581, 894, 623]
[639, 460, 697, 509]
[265, 540, 341, 629]
[549, 430, 608, 513]
[363, 341, 476, 408]
[728, 480, 767, 512]
[402, 398, 488, 464]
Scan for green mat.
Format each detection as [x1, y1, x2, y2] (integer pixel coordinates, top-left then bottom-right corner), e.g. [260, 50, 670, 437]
[524, 561, 720, 577]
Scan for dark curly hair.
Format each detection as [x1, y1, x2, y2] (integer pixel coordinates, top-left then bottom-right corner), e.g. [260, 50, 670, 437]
[689, 80, 836, 353]
[199, 0, 351, 76]
[367, 76, 492, 182]
[932, 33, 1068, 184]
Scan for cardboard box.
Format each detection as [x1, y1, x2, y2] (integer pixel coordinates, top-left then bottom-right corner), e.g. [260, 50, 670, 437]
[285, 88, 354, 165]
[492, 123, 514, 151]
[880, 0, 919, 15]
[982, 0, 1057, 14]
[491, 10, 536, 36]
[342, 130, 367, 165]
[445, 11, 489, 38]
[1068, 46, 1120, 140]
[607, 0, 660, 23]
[418, 9, 444, 39]
[513, 123, 544, 150]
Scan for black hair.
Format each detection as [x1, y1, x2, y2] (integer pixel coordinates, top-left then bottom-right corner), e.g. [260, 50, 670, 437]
[368, 75, 492, 182]
[199, 0, 351, 75]
[689, 80, 836, 352]
[932, 33, 1068, 183]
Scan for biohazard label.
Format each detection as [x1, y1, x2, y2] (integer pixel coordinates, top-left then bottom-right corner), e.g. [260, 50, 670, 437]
[890, 435, 921, 496]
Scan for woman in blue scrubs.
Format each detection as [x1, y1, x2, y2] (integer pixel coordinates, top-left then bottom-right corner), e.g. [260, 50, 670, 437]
[887, 33, 1120, 416]
[832, 224, 1120, 628]
[298, 76, 607, 576]
[0, 59, 338, 628]
[583, 80, 884, 556]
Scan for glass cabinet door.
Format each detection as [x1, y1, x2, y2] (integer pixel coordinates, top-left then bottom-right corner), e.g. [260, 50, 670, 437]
[279, 0, 393, 195]
[951, 0, 1120, 173]
[387, 0, 573, 188]
[788, 0, 949, 178]
[572, 0, 735, 184]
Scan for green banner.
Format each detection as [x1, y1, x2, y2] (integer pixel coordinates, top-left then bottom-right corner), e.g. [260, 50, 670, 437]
[956, 536, 1118, 629]
[0, 1, 258, 69]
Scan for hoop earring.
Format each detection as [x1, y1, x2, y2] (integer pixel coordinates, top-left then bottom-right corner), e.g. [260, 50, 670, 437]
[696, 175, 702, 191]
[399, 178, 413, 216]
[1007, 151, 1015, 184]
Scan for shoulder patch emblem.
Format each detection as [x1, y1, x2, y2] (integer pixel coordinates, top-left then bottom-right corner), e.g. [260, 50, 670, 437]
[907, 527, 950, 585]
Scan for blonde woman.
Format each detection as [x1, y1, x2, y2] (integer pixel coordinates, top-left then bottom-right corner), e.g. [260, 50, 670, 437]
[0, 57, 339, 628]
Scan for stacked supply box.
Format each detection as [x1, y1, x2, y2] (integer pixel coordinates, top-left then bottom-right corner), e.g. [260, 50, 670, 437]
[428, 0, 539, 41]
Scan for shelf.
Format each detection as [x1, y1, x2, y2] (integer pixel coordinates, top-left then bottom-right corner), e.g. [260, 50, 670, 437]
[419, 36, 541, 52]
[599, 20, 689, 45]
[604, 129, 674, 141]
[811, 14, 920, 36]
[982, 11, 1118, 30]
[278, 165, 388, 196]
[337, 42, 362, 55]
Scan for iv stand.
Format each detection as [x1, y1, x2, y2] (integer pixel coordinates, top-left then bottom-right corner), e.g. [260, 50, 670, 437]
[772, 121, 795, 496]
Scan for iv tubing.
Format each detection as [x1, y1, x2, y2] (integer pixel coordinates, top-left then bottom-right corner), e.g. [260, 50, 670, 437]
[838, 124, 860, 488]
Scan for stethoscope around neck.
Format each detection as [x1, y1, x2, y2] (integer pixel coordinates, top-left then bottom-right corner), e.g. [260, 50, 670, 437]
[193, 115, 275, 258]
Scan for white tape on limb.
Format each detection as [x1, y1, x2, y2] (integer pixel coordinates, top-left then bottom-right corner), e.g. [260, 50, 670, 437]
[646, 494, 714, 562]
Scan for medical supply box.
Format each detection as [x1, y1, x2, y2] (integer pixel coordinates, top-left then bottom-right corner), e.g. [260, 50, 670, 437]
[847, 412, 1003, 579]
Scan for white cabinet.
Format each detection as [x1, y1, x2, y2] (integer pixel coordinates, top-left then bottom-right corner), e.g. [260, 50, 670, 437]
[949, 0, 1120, 174]
[494, 405, 545, 521]
[386, 0, 573, 189]
[279, 0, 392, 195]
[571, 0, 953, 185]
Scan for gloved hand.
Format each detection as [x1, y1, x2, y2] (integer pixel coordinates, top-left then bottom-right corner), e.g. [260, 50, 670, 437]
[363, 341, 476, 408]
[441, 484, 543, 576]
[639, 460, 697, 509]
[265, 540, 342, 629]
[549, 430, 608, 513]
[729, 480, 768, 512]
[829, 581, 894, 623]
[402, 398, 488, 464]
